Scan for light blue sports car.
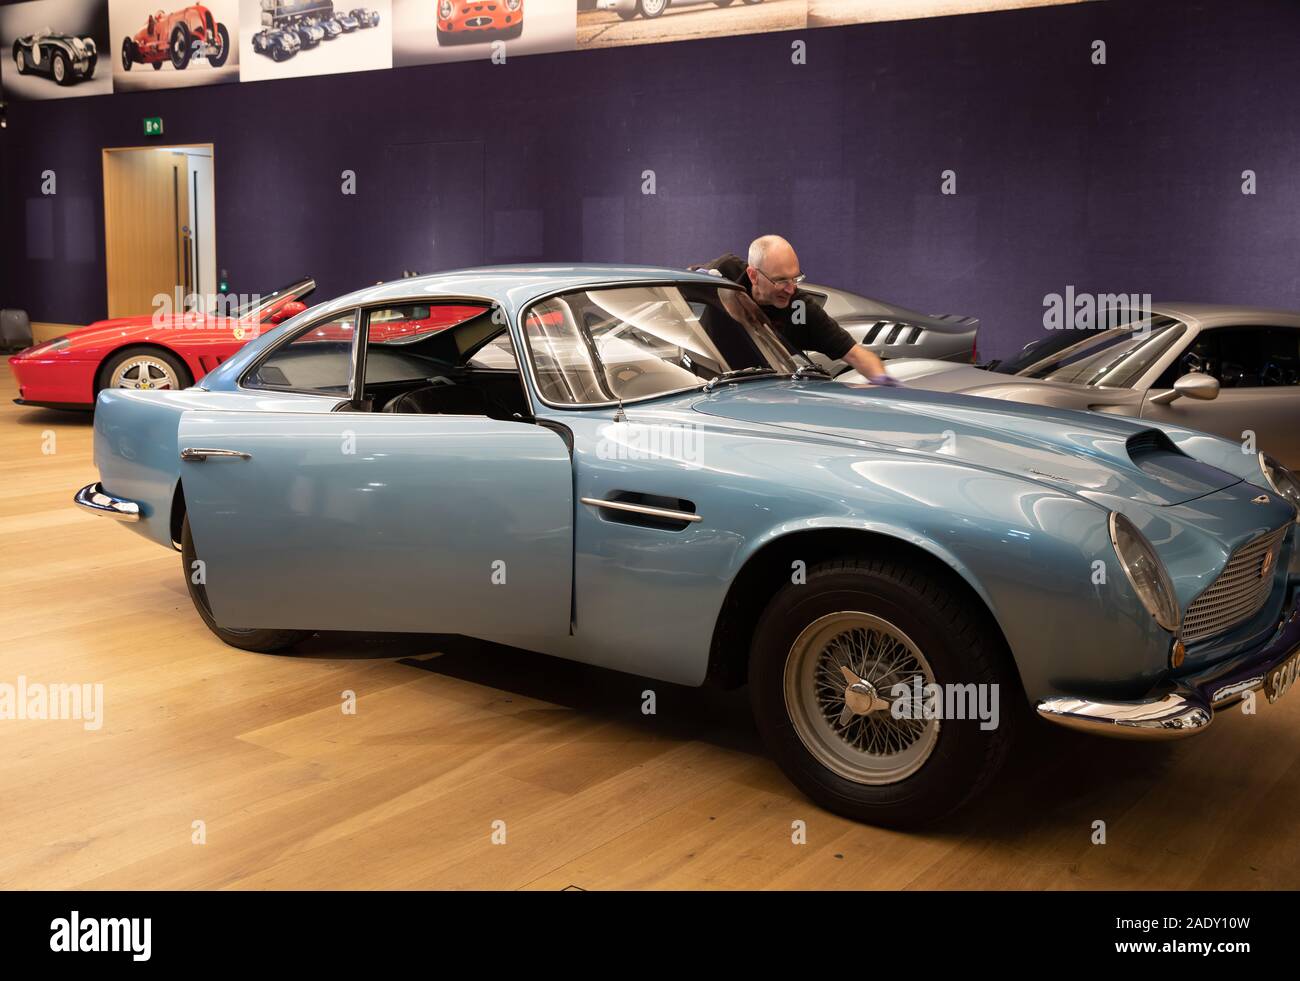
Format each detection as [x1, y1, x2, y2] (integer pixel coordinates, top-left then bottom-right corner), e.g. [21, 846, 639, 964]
[77, 265, 1300, 826]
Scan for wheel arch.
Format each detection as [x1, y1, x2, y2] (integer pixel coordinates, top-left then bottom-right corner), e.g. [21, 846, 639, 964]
[705, 525, 1021, 693]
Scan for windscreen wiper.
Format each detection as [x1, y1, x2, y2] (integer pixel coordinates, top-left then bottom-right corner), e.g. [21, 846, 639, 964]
[791, 362, 832, 380]
[702, 366, 779, 392]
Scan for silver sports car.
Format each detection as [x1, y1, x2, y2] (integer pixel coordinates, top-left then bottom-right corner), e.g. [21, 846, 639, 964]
[800, 283, 979, 374]
[843, 302, 1300, 468]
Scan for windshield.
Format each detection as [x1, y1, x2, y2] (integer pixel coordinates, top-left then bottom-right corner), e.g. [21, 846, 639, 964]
[522, 283, 799, 405]
[1001, 316, 1185, 388]
[235, 277, 314, 320]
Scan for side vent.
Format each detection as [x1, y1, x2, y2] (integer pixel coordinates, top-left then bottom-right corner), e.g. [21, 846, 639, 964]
[586, 492, 698, 532]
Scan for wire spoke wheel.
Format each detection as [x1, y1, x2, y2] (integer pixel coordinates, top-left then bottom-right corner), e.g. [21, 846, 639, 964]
[784, 611, 939, 785]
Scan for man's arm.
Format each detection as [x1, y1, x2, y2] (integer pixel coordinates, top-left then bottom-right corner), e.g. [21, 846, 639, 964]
[841, 344, 895, 383]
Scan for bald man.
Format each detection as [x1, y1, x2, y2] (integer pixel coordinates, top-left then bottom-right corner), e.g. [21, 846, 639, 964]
[698, 235, 898, 385]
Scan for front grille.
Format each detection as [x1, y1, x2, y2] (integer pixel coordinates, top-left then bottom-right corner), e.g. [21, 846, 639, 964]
[1182, 527, 1288, 644]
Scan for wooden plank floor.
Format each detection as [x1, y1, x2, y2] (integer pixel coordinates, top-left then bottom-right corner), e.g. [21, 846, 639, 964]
[1, 365, 1297, 890]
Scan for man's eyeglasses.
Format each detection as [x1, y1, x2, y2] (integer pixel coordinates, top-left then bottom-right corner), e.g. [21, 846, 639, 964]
[754, 267, 806, 289]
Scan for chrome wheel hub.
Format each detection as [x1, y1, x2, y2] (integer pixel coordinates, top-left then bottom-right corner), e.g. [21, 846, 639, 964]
[784, 611, 940, 785]
[112, 358, 179, 391]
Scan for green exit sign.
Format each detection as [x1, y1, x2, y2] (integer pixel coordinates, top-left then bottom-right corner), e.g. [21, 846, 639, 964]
[143, 117, 164, 137]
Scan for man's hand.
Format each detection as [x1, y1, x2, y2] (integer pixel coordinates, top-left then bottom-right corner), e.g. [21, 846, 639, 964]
[841, 344, 899, 384]
[720, 289, 771, 333]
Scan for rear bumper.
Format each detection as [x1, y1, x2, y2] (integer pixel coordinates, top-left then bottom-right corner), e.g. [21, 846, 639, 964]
[74, 482, 141, 522]
[1037, 589, 1300, 738]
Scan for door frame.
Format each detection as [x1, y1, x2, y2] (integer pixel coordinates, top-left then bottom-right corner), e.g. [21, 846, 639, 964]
[101, 142, 216, 318]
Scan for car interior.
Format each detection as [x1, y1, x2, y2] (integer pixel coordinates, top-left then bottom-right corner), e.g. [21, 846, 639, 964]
[244, 302, 532, 419]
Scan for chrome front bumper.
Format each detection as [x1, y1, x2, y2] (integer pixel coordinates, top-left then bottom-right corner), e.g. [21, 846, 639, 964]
[74, 482, 140, 522]
[1037, 591, 1300, 739]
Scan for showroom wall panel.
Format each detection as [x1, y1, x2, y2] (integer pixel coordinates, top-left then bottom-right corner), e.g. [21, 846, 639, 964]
[1, 0, 1299, 357]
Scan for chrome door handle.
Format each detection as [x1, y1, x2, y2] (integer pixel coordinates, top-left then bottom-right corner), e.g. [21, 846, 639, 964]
[181, 447, 252, 462]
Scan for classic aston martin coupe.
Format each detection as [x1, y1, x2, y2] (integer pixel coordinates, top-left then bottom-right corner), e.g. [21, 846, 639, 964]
[77, 266, 1300, 826]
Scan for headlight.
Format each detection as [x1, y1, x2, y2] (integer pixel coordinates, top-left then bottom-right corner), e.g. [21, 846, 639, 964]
[1260, 452, 1300, 520]
[506, 0, 521, 9]
[440, 0, 453, 18]
[1109, 511, 1180, 633]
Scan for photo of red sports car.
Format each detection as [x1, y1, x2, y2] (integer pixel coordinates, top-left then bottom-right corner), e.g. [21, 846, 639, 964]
[437, 0, 524, 44]
[121, 4, 231, 72]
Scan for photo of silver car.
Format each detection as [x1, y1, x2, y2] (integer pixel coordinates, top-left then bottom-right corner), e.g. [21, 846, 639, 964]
[842, 302, 1300, 468]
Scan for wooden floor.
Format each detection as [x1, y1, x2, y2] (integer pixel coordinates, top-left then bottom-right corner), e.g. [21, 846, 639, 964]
[1, 365, 1298, 890]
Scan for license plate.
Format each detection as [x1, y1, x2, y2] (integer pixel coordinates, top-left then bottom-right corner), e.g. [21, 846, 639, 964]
[1264, 649, 1300, 703]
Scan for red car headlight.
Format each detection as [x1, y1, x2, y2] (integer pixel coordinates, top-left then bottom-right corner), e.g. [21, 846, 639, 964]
[19, 337, 71, 357]
[439, 0, 453, 17]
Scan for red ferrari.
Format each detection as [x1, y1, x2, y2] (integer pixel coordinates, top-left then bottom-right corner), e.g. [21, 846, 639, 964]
[9, 277, 493, 410]
[9, 278, 317, 410]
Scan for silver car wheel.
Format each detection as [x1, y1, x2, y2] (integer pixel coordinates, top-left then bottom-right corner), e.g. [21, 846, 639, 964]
[642, 0, 666, 14]
[783, 611, 940, 785]
[53, 55, 65, 81]
[111, 356, 180, 391]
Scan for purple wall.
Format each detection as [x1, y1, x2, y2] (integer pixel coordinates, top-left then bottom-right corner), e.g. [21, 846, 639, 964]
[2, 0, 1299, 357]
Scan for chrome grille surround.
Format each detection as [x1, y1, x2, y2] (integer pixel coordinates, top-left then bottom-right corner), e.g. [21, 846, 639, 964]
[1182, 527, 1288, 645]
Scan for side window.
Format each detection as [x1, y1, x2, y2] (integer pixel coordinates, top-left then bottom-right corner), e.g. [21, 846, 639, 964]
[468, 333, 518, 370]
[367, 303, 486, 345]
[1260, 327, 1300, 387]
[245, 311, 356, 395]
[1159, 326, 1300, 389]
[523, 298, 606, 404]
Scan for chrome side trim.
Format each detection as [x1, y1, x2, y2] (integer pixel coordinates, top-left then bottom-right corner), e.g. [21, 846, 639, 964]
[1035, 692, 1212, 739]
[180, 448, 252, 462]
[579, 497, 702, 524]
[74, 482, 141, 522]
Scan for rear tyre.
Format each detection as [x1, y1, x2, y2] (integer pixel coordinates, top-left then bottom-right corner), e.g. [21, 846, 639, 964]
[638, 0, 666, 17]
[182, 516, 312, 653]
[13, 44, 27, 74]
[52, 50, 70, 85]
[748, 557, 1017, 827]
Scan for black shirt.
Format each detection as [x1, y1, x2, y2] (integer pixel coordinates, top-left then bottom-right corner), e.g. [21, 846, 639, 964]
[702, 253, 856, 362]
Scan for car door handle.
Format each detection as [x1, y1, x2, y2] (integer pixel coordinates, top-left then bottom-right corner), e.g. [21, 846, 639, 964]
[180, 447, 252, 462]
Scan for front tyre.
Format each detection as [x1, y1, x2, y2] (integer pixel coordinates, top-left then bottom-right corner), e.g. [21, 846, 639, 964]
[170, 24, 192, 69]
[749, 557, 1017, 827]
[182, 516, 312, 653]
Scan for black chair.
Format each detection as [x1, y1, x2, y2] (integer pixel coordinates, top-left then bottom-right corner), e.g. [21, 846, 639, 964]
[1, 309, 32, 352]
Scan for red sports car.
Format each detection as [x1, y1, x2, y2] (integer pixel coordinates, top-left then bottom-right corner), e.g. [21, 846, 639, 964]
[9, 278, 315, 410]
[437, 0, 524, 44]
[10, 278, 491, 410]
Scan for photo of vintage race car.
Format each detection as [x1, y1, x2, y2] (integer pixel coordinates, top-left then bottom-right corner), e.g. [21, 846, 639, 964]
[290, 17, 326, 47]
[437, 0, 524, 43]
[596, 0, 762, 20]
[11, 28, 98, 86]
[120, 5, 231, 71]
[334, 8, 360, 30]
[251, 24, 302, 60]
[74, 265, 1300, 827]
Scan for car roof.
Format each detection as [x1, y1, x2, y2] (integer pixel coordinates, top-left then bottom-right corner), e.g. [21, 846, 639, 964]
[1153, 301, 1300, 327]
[304, 264, 731, 320]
